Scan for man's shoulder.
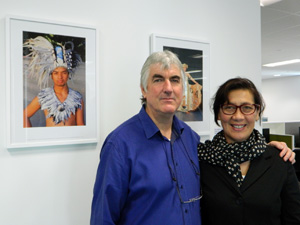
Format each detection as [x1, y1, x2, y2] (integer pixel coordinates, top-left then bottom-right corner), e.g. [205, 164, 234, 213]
[38, 87, 53, 99]
[39, 87, 52, 93]
[69, 87, 82, 96]
[106, 113, 141, 140]
[68, 88, 82, 101]
[99, 112, 146, 160]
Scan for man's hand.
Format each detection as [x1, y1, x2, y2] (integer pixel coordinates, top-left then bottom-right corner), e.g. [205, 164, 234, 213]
[268, 141, 296, 164]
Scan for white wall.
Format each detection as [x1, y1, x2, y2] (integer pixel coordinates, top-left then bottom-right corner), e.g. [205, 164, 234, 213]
[262, 76, 300, 122]
[0, 1, 261, 224]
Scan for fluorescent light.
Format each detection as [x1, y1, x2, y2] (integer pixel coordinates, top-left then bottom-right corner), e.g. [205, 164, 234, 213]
[186, 70, 202, 74]
[191, 54, 202, 59]
[273, 74, 281, 77]
[260, 0, 282, 7]
[263, 59, 300, 67]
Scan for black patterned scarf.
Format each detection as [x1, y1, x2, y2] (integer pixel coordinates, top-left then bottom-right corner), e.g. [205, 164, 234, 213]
[198, 129, 267, 187]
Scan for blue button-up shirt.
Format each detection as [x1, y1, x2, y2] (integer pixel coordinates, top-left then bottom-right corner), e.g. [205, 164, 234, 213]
[91, 106, 201, 225]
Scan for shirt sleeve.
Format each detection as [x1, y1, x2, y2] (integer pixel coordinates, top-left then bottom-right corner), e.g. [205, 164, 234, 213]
[280, 162, 300, 224]
[91, 140, 130, 225]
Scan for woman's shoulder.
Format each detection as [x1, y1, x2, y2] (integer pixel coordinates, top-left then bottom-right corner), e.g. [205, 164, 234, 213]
[263, 145, 292, 168]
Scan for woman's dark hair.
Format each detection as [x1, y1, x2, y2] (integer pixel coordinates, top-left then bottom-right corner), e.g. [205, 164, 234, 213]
[212, 77, 265, 126]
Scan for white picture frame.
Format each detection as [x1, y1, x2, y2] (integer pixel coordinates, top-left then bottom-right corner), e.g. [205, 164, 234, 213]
[151, 33, 210, 136]
[6, 15, 98, 148]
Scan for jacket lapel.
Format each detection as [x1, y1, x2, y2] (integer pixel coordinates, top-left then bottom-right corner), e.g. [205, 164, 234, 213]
[241, 147, 273, 192]
[211, 164, 242, 194]
[202, 147, 274, 195]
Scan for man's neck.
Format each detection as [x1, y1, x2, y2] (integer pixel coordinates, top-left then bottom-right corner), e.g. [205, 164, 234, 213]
[159, 125, 172, 140]
[53, 85, 69, 94]
[53, 85, 69, 103]
[145, 108, 174, 139]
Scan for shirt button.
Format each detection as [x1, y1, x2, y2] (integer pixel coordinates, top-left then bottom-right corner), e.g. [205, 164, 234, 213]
[180, 185, 183, 189]
[236, 197, 243, 205]
[176, 162, 178, 166]
[185, 209, 188, 213]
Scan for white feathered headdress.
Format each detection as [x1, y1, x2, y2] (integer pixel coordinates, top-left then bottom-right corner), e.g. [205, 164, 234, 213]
[23, 36, 82, 88]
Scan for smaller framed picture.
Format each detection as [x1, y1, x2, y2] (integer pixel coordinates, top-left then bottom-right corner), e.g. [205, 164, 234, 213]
[6, 15, 98, 148]
[151, 34, 210, 135]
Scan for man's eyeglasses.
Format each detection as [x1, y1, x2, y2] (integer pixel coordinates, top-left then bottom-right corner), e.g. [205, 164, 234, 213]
[168, 160, 203, 204]
[221, 104, 260, 115]
[176, 185, 203, 204]
[164, 139, 202, 204]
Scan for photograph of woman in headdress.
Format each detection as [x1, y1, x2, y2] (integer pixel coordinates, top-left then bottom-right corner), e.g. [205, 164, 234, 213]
[23, 32, 86, 127]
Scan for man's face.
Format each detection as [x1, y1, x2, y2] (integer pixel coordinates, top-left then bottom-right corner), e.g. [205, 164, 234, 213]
[141, 63, 183, 119]
[51, 67, 69, 86]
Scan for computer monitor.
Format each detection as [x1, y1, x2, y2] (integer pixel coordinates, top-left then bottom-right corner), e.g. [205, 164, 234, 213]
[262, 128, 270, 143]
[269, 134, 294, 149]
[285, 122, 300, 147]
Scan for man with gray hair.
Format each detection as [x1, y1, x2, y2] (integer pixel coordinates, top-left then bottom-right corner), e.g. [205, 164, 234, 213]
[91, 50, 202, 225]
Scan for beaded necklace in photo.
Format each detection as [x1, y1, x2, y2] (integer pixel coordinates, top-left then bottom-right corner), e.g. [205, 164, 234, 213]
[38, 87, 82, 124]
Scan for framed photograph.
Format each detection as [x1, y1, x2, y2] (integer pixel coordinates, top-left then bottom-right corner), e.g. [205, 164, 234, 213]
[6, 16, 98, 148]
[151, 34, 210, 136]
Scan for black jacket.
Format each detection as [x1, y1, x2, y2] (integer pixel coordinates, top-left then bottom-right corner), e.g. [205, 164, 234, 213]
[200, 145, 300, 225]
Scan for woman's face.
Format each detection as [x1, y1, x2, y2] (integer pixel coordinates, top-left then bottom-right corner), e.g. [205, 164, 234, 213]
[218, 89, 259, 143]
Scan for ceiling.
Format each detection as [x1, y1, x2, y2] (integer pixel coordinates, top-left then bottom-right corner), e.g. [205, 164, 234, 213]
[261, 0, 300, 79]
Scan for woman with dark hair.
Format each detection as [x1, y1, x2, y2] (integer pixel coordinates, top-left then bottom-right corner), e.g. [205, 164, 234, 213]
[198, 77, 300, 225]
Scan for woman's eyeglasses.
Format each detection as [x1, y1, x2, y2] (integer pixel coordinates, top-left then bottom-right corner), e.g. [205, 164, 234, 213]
[221, 104, 260, 115]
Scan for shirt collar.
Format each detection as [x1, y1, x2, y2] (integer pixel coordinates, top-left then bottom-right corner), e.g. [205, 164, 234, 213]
[138, 105, 185, 139]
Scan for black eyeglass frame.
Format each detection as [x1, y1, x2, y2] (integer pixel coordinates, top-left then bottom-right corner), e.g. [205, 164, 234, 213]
[220, 103, 260, 115]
